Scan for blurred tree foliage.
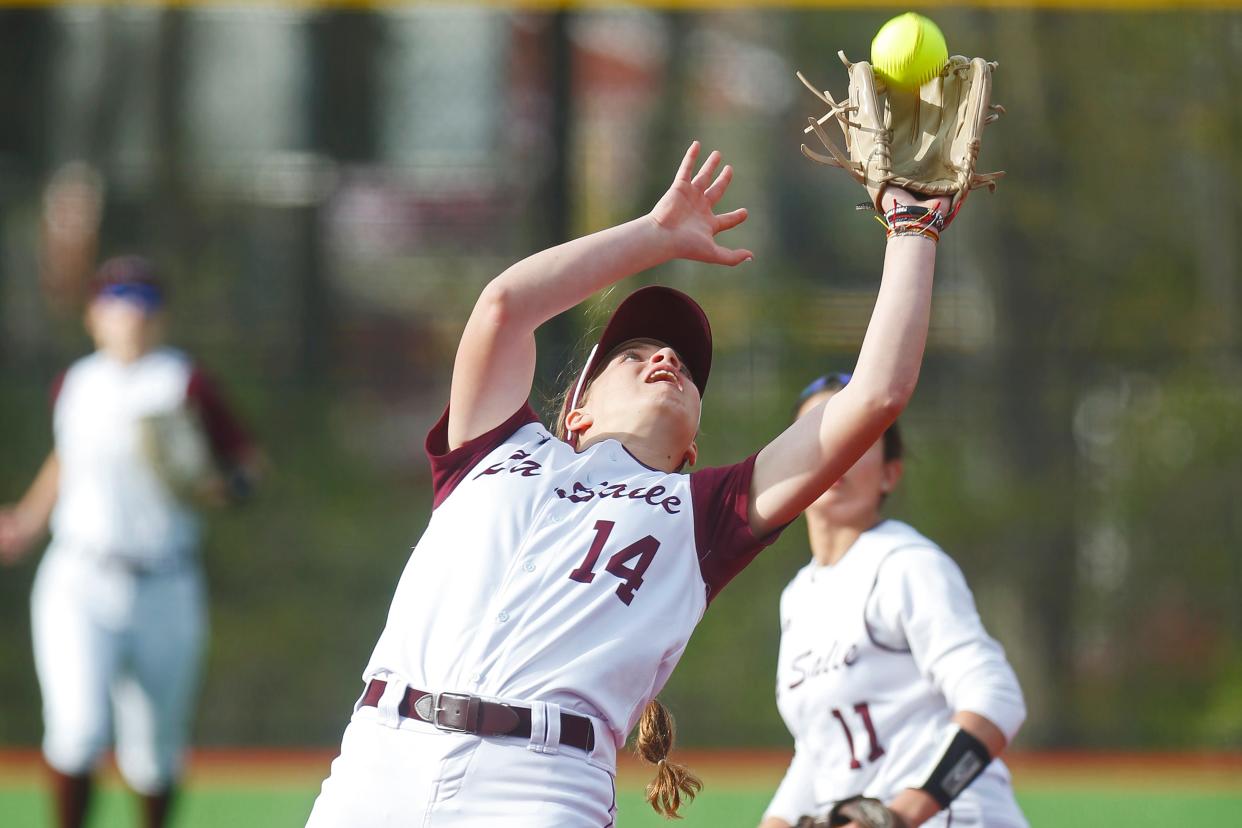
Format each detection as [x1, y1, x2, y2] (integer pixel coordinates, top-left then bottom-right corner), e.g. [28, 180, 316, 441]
[1, 7, 1239, 753]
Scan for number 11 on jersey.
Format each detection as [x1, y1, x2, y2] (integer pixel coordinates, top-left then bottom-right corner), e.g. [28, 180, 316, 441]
[832, 702, 886, 770]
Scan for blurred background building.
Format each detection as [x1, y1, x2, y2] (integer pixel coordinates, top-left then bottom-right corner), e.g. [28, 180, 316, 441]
[1, 3, 1240, 753]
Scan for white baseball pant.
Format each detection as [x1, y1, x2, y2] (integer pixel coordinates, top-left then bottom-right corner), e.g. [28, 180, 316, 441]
[31, 543, 206, 793]
[307, 700, 617, 827]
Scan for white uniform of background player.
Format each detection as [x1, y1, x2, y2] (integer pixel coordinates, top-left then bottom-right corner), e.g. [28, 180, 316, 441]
[761, 374, 1027, 828]
[307, 143, 960, 827]
[0, 257, 259, 828]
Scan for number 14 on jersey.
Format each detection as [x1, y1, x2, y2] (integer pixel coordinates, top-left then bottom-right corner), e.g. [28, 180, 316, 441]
[567, 520, 660, 605]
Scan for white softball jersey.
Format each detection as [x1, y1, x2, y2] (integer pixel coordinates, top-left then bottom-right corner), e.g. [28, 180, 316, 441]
[50, 347, 250, 567]
[362, 402, 779, 767]
[309, 402, 782, 826]
[765, 520, 1028, 828]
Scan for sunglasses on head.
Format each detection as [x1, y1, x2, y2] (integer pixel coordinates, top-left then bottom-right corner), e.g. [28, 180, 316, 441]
[97, 282, 164, 312]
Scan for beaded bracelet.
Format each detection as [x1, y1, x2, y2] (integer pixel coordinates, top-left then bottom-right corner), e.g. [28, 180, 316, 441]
[888, 222, 940, 243]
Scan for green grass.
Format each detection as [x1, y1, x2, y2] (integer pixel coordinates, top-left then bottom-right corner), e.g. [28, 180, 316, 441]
[0, 785, 317, 828]
[1018, 789, 1242, 824]
[1, 783, 1241, 827]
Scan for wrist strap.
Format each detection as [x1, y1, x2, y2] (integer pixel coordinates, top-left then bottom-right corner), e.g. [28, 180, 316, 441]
[918, 726, 991, 809]
[876, 203, 946, 242]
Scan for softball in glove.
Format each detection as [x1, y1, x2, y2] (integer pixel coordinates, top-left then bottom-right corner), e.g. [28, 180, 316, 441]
[798, 51, 1005, 215]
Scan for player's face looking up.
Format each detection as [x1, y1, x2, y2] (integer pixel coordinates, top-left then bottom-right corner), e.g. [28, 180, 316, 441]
[86, 295, 164, 364]
[797, 390, 903, 529]
[566, 338, 701, 468]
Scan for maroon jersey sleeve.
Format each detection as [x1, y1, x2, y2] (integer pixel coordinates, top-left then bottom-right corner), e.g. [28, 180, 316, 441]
[425, 403, 540, 508]
[690, 453, 787, 603]
[49, 371, 66, 411]
[186, 366, 255, 466]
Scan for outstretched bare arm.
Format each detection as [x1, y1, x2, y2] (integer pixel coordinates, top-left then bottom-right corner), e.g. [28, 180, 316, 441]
[749, 189, 947, 536]
[447, 141, 752, 450]
[0, 451, 59, 565]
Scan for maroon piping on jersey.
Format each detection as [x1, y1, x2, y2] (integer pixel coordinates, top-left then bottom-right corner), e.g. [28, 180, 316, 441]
[604, 778, 617, 828]
[615, 441, 670, 474]
[863, 544, 927, 655]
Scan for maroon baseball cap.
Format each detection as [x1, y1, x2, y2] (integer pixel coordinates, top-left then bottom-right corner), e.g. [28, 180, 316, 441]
[564, 285, 713, 421]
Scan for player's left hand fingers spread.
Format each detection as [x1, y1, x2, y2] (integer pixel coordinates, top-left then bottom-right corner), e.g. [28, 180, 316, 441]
[675, 141, 701, 182]
[703, 165, 733, 205]
[711, 245, 753, 266]
[714, 207, 748, 234]
[691, 150, 723, 190]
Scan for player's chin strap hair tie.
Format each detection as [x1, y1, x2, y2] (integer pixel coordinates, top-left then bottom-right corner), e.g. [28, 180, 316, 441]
[563, 343, 601, 448]
[918, 725, 992, 809]
[568, 344, 599, 415]
[876, 203, 946, 243]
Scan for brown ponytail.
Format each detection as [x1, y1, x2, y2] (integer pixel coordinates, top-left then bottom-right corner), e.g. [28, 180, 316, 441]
[635, 698, 702, 818]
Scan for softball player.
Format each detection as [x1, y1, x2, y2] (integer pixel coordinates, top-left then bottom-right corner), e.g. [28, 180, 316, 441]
[758, 373, 1027, 828]
[0, 257, 261, 828]
[307, 142, 954, 827]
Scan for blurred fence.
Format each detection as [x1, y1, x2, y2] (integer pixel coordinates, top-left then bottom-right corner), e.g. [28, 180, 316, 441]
[1, 5, 1240, 751]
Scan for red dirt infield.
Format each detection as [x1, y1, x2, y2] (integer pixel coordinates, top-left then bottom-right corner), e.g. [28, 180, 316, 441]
[2, 748, 1241, 789]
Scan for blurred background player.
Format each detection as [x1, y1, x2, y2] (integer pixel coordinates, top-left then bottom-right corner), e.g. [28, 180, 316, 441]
[759, 372, 1027, 828]
[0, 253, 264, 828]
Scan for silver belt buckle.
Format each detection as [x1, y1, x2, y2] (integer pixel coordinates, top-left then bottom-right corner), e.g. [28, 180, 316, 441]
[430, 691, 476, 733]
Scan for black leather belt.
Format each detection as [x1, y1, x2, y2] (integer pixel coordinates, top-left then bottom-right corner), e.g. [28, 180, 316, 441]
[360, 679, 595, 752]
